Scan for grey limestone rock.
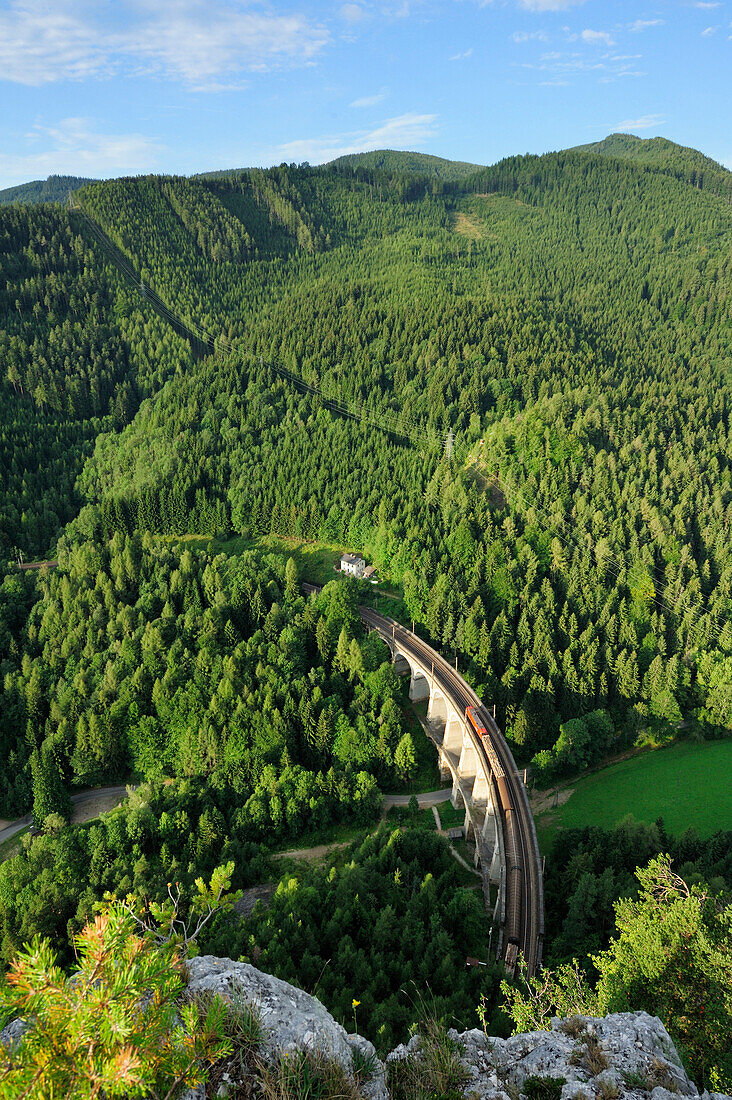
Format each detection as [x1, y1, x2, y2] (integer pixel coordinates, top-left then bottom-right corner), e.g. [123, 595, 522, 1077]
[186, 955, 387, 1099]
[435, 1011, 730, 1100]
[0, 1017, 28, 1051]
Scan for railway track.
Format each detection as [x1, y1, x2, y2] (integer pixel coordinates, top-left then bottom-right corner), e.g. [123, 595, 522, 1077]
[359, 607, 544, 974]
[302, 585, 544, 972]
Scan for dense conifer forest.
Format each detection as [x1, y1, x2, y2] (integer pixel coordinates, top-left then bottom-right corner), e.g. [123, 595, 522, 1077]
[1, 135, 732, 1055]
[0, 175, 94, 206]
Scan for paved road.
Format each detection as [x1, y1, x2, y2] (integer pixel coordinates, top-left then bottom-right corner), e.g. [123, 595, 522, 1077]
[0, 785, 133, 846]
[383, 789, 452, 808]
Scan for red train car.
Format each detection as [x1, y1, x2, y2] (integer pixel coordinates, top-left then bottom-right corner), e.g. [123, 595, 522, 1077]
[465, 706, 487, 738]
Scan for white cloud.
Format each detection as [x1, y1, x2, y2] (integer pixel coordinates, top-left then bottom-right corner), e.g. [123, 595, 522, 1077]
[350, 91, 387, 108]
[383, 0, 412, 16]
[449, 47, 474, 59]
[520, 47, 646, 83]
[339, 3, 371, 24]
[0, 118, 162, 190]
[0, 1, 110, 85]
[615, 113, 665, 130]
[511, 29, 549, 41]
[628, 18, 664, 31]
[518, 0, 587, 10]
[581, 29, 615, 45]
[272, 112, 439, 164]
[701, 24, 719, 34]
[599, 70, 646, 80]
[122, 2, 330, 88]
[0, 0, 330, 89]
[694, 1, 720, 7]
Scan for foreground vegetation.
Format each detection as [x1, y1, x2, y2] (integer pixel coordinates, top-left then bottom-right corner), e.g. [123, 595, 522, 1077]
[2, 853, 730, 1097]
[505, 856, 732, 1091]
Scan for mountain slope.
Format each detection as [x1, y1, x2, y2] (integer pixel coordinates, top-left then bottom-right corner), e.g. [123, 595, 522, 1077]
[64, 150, 732, 748]
[570, 133, 732, 199]
[0, 174, 95, 205]
[3, 144, 732, 820]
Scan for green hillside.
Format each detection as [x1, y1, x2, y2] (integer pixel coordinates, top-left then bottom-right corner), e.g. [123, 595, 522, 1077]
[0, 174, 94, 205]
[327, 148, 483, 178]
[571, 132, 732, 198]
[61, 151, 732, 775]
[196, 150, 481, 182]
[2, 138, 732, 1067]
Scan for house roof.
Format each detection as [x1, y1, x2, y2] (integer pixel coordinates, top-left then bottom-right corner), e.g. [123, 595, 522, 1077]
[341, 553, 364, 564]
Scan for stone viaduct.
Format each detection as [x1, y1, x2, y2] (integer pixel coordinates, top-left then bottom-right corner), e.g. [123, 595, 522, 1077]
[384, 633, 508, 935]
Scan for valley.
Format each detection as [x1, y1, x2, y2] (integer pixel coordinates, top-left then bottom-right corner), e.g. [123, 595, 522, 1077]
[1, 136, 732, 1084]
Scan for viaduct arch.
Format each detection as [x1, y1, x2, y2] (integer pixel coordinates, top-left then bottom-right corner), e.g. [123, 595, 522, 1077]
[360, 606, 544, 975]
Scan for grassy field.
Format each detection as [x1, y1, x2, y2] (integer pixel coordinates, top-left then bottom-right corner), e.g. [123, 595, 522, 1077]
[436, 800, 466, 830]
[167, 531, 344, 586]
[385, 697, 443, 794]
[535, 738, 732, 852]
[0, 829, 25, 863]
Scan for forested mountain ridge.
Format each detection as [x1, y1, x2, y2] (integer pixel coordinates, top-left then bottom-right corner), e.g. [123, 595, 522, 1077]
[569, 132, 732, 201]
[0, 175, 94, 206]
[2, 144, 732, 804]
[326, 149, 483, 178]
[571, 132, 729, 174]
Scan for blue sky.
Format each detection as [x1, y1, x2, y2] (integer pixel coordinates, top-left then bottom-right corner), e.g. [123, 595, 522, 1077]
[0, 0, 729, 189]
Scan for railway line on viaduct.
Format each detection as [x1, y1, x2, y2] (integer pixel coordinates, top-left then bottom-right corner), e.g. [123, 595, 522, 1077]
[304, 585, 545, 976]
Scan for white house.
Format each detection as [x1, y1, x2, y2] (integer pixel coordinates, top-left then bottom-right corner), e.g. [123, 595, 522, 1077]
[340, 553, 366, 577]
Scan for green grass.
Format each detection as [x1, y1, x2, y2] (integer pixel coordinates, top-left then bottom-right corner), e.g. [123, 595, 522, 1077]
[536, 739, 732, 851]
[268, 819, 368, 855]
[436, 800, 466, 830]
[450, 837, 479, 874]
[366, 591, 411, 624]
[0, 828, 26, 863]
[168, 531, 343, 586]
[390, 698, 443, 794]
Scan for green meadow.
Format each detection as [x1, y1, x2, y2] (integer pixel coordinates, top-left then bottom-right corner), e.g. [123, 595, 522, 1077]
[536, 739, 732, 851]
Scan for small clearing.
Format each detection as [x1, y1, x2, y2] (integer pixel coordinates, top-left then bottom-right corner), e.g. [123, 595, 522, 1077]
[274, 841, 351, 862]
[233, 883, 275, 917]
[72, 792, 128, 825]
[453, 211, 483, 239]
[530, 786, 575, 815]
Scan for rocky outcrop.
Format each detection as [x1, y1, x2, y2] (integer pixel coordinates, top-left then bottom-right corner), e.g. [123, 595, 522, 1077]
[186, 955, 388, 1099]
[389, 1011, 730, 1100]
[187, 959, 730, 1100]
